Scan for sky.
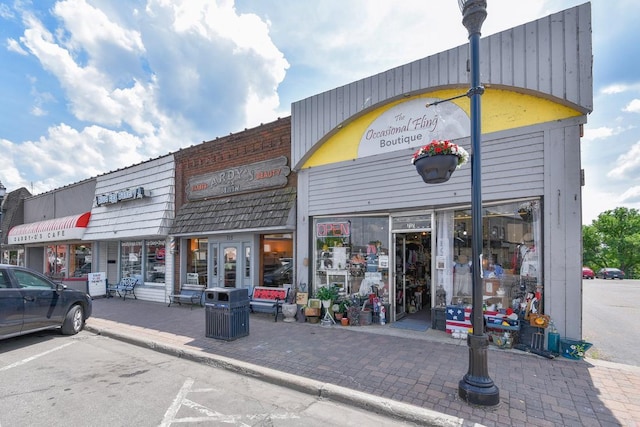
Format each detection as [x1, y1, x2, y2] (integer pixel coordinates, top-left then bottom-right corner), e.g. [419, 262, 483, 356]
[0, 0, 638, 225]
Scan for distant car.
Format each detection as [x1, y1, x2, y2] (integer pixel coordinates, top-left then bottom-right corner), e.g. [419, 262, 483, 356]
[0, 264, 92, 340]
[596, 267, 625, 280]
[582, 266, 594, 279]
[73, 262, 92, 277]
[263, 261, 293, 287]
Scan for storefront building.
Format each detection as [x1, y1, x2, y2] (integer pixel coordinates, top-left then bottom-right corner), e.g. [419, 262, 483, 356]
[292, 4, 591, 340]
[1, 187, 32, 266]
[81, 155, 176, 303]
[7, 179, 96, 292]
[170, 117, 296, 294]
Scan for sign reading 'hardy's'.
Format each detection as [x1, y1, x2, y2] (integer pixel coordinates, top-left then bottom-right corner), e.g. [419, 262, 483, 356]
[187, 156, 290, 200]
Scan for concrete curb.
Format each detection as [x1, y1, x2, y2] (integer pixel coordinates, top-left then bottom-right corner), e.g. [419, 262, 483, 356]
[86, 324, 476, 427]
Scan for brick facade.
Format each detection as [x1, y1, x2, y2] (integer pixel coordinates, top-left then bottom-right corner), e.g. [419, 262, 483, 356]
[174, 116, 295, 211]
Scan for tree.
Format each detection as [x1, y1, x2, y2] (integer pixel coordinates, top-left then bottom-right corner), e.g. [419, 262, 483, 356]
[585, 207, 640, 278]
[582, 224, 604, 268]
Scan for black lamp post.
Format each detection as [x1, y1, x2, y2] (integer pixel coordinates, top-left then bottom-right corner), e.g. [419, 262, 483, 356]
[456, 0, 500, 406]
[0, 180, 6, 264]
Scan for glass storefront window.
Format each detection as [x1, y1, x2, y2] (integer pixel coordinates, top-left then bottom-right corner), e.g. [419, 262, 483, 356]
[70, 244, 92, 277]
[186, 238, 207, 285]
[262, 233, 293, 287]
[46, 245, 67, 278]
[443, 199, 542, 315]
[145, 240, 166, 283]
[313, 217, 389, 298]
[121, 241, 142, 280]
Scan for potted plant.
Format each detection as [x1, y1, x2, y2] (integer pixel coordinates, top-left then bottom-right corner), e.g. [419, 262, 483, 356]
[335, 299, 351, 321]
[411, 139, 469, 184]
[315, 285, 340, 307]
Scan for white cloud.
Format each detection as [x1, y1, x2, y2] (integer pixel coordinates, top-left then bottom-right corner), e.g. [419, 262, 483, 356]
[607, 141, 640, 179]
[582, 126, 615, 142]
[1, 0, 292, 192]
[624, 99, 640, 113]
[6, 38, 28, 55]
[601, 82, 640, 95]
[619, 186, 640, 204]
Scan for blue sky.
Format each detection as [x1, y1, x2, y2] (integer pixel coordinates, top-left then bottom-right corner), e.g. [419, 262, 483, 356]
[0, 1, 638, 225]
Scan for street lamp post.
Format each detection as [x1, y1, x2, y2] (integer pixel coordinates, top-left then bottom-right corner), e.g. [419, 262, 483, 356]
[0, 180, 6, 264]
[457, 0, 500, 406]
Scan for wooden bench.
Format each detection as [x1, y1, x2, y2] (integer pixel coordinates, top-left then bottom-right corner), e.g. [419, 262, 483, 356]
[249, 286, 289, 322]
[168, 283, 206, 309]
[108, 277, 139, 300]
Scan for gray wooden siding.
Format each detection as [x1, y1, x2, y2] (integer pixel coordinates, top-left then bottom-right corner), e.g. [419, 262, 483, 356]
[291, 3, 592, 169]
[305, 127, 546, 217]
[544, 123, 584, 340]
[83, 155, 175, 240]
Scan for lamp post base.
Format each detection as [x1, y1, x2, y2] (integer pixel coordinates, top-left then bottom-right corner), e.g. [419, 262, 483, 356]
[458, 334, 500, 406]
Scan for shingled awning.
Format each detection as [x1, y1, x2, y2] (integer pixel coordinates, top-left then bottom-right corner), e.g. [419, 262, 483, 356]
[170, 187, 296, 235]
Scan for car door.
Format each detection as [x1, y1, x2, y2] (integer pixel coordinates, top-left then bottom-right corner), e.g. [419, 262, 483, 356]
[0, 268, 24, 338]
[13, 268, 66, 331]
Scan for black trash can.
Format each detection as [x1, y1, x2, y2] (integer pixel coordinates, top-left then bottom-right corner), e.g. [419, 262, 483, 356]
[205, 288, 250, 340]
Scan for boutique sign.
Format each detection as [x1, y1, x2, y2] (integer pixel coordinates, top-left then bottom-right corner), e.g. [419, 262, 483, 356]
[357, 97, 470, 158]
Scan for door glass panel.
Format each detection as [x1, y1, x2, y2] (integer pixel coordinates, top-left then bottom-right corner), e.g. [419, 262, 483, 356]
[223, 247, 237, 287]
[395, 235, 407, 320]
[211, 246, 218, 279]
[244, 246, 251, 279]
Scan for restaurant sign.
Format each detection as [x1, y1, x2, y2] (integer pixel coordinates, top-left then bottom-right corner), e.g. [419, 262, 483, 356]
[96, 187, 146, 206]
[187, 156, 290, 200]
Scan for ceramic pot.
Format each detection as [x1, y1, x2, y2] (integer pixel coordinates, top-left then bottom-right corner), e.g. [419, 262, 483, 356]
[282, 303, 297, 323]
[341, 317, 349, 326]
[414, 154, 458, 184]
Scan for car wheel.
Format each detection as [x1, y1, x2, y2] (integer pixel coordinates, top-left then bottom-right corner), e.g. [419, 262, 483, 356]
[61, 305, 84, 335]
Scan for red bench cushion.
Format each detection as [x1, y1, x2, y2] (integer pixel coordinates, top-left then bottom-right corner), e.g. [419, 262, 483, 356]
[253, 288, 286, 300]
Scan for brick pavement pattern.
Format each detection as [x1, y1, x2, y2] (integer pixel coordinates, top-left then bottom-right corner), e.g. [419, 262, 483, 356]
[86, 298, 640, 426]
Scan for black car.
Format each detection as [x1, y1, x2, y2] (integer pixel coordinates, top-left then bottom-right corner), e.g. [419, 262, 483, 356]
[0, 264, 92, 340]
[263, 262, 293, 287]
[596, 267, 625, 280]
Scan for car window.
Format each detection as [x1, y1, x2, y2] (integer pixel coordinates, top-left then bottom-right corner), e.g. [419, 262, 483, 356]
[13, 270, 54, 289]
[0, 271, 9, 288]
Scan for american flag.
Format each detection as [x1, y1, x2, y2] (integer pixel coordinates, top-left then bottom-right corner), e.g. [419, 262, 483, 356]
[446, 305, 472, 334]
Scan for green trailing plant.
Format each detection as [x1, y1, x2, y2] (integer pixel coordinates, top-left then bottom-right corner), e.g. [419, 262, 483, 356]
[338, 298, 351, 314]
[315, 285, 340, 302]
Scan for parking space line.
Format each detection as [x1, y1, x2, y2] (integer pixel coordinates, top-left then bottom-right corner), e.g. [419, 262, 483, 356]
[0, 341, 76, 372]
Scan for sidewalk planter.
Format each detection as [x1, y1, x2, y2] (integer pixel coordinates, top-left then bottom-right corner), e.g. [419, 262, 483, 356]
[281, 303, 298, 322]
[359, 309, 372, 326]
[560, 339, 592, 360]
[304, 307, 320, 324]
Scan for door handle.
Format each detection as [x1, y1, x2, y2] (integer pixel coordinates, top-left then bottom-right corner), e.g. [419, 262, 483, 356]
[23, 295, 35, 302]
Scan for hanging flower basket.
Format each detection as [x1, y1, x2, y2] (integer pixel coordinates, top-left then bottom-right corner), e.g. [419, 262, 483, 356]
[411, 140, 469, 184]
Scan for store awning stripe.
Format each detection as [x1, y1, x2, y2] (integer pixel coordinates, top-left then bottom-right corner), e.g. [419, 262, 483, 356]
[8, 212, 91, 244]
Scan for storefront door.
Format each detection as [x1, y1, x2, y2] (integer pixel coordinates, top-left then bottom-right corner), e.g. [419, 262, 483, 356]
[392, 230, 432, 322]
[208, 241, 251, 288]
[394, 234, 408, 320]
[221, 244, 239, 287]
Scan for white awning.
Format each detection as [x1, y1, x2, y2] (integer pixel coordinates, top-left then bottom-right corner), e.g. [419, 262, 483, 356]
[8, 212, 91, 244]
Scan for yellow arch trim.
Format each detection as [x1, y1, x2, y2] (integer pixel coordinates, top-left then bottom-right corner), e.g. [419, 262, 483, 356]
[302, 88, 582, 169]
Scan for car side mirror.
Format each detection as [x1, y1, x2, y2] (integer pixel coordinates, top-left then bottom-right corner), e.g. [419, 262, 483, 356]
[56, 283, 67, 293]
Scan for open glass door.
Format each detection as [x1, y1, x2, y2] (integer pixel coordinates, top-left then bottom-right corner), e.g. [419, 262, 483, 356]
[394, 234, 408, 320]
